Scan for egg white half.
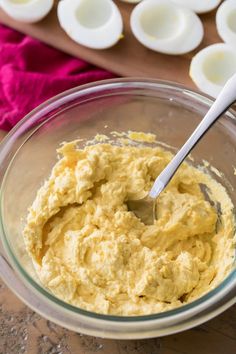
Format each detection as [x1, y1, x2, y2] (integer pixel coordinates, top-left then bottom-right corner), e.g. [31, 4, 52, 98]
[57, 0, 123, 50]
[190, 43, 236, 98]
[0, 0, 54, 23]
[216, 0, 236, 49]
[172, 0, 221, 14]
[130, 0, 204, 55]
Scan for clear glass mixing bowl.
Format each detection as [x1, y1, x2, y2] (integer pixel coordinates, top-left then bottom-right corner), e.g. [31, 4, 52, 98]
[0, 78, 235, 339]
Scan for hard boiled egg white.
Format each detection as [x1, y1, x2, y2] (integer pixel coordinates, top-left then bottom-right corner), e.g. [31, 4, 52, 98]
[172, 0, 221, 14]
[216, 0, 236, 49]
[130, 0, 204, 55]
[0, 0, 53, 23]
[57, 0, 123, 50]
[190, 43, 236, 98]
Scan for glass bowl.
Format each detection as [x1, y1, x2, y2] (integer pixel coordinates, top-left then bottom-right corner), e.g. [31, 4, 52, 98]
[0, 78, 235, 339]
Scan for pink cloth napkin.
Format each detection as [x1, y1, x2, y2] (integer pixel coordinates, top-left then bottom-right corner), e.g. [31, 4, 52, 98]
[0, 25, 115, 131]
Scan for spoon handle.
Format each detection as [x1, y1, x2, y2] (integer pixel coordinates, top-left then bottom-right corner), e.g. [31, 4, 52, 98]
[149, 73, 236, 199]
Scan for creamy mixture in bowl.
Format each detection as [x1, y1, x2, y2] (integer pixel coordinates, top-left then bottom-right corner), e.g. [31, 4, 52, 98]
[23, 133, 235, 316]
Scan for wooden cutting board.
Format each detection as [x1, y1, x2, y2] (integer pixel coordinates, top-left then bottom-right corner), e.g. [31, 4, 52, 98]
[0, 0, 222, 89]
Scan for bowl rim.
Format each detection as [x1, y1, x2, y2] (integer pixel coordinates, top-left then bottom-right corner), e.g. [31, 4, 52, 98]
[0, 77, 235, 324]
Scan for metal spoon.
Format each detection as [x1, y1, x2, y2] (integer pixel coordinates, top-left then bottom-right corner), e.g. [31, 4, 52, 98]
[127, 73, 236, 225]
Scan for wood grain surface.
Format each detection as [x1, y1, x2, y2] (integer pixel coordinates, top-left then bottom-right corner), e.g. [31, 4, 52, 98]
[0, 0, 222, 89]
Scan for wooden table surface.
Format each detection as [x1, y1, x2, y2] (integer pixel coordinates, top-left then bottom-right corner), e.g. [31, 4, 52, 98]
[0, 128, 235, 353]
